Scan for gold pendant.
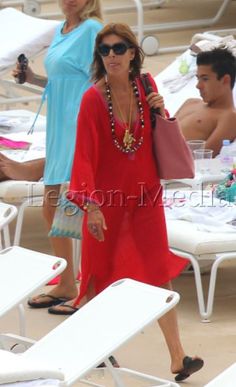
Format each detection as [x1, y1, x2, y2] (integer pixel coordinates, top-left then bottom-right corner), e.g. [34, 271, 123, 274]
[123, 129, 135, 150]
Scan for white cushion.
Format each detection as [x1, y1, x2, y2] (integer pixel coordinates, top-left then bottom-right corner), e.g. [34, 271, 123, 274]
[167, 219, 236, 256]
[0, 181, 44, 203]
[0, 110, 46, 133]
[0, 349, 63, 384]
[0, 8, 59, 72]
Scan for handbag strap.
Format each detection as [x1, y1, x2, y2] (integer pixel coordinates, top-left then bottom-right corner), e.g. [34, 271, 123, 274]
[140, 73, 157, 129]
[140, 73, 153, 96]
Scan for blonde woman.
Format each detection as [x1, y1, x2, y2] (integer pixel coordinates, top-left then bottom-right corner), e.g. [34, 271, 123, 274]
[13, 0, 103, 309]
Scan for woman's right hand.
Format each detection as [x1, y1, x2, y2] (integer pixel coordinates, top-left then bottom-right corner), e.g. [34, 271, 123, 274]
[146, 92, 166, 118]
[12, 63, 35, 84]
[87, 208, 107, 242]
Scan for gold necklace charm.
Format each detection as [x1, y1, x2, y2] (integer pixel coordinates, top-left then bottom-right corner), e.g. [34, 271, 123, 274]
[110, 82, 135, 150]
[123, 129, 135, 150]
[104, 76, 145, 154]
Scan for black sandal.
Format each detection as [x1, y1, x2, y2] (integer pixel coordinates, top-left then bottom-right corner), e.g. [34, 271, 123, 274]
[175, 356, 204, 382]
[48, 302, 79, 315]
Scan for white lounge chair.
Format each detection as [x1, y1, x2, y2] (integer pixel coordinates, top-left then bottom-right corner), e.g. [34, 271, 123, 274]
[0, 246, 66, 341]
[167, 220, 236, 322]
[104, 1, 233, 55]
[0, 278, 180, 387]
[163, 189, 236, 322]
[0, 201, 17, 248]
[204, 362, 236, 386]
[0, 7, 59, 107]
[140, 0, 234, 54]
[103, 1, 234, 55]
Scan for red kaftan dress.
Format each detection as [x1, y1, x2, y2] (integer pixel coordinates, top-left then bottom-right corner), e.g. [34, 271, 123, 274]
[69, 75, 188, 303]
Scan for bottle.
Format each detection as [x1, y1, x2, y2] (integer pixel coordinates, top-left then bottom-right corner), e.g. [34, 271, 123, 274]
[220, 139, 233, 173]
[15, 53, 28, 84]
[179, 58, 190, 75]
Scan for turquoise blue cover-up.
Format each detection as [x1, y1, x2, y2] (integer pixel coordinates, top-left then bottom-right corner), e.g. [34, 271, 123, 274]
[43, 18, 102, 185]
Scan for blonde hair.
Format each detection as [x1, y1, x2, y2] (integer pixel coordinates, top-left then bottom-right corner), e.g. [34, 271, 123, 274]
[80, 0, 103, 21]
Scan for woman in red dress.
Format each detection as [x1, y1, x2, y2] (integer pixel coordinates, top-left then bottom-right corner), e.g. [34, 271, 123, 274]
[56, 23, 204, 382]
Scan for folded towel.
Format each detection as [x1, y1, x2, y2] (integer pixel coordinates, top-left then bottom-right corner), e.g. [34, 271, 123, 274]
[0, 136, 31, 150]
[161, 54, 197, 93]
[162, 69, 196, 93]
[164, 190, 236, 233]
[190, 35, 236, 57]
[0, 379, 59, 387]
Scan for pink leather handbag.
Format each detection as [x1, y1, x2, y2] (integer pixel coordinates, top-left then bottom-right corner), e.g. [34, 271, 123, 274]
[152, 114, 195, 180]
[141, 73, 194, 180]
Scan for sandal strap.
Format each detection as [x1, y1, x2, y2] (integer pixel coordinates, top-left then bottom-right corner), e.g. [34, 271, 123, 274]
[36, 294, 69, 302]
[59, 303, 78, 311]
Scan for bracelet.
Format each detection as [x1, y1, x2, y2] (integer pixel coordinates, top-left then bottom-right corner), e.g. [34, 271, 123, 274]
[33, 74, 47, 86]
[33, 74, 44, 81]
[83, 202, 100, 213]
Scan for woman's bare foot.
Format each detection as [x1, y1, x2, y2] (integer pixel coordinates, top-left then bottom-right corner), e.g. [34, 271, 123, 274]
[0, 153, 44, 181]
[28, 285, 78, 308]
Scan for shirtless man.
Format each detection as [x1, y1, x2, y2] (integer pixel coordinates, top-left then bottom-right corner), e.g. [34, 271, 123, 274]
[175, 48, 236, 157]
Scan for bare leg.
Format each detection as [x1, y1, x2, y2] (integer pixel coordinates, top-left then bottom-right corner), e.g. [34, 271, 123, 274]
[158, 297, 185, 372]
[158, 281, 202, 375]
[0, 153, 45, 181]
[29, 184, 78, 304]
[48, 275, 96, 313]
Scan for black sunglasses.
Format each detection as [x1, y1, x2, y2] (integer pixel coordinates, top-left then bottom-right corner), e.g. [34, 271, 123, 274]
[97, 42, 132, 57]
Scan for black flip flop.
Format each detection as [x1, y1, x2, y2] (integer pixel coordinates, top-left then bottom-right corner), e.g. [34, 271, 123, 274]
[48, 302, 79, 315]
[175, 356, 204, 382]
[27, 293, 69, 308]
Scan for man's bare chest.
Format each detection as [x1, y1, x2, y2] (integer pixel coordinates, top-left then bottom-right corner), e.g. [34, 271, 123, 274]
[180, 107, 218, 135]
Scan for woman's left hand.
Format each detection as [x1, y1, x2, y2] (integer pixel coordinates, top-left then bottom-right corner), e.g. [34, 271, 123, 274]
[146, 92, 166, 118]
[87, 208, 107, 242]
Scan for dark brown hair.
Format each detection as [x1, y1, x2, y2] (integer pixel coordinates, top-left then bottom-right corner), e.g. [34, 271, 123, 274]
[197, 47, 236, 89]
[91, 23, 144, 82]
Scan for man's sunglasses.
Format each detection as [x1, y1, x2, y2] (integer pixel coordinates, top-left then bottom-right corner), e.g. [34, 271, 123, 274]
[97, 42, 132, 57]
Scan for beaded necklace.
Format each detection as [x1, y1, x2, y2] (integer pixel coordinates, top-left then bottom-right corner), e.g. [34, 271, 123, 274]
[111, 86, 134, 149]
[104, 76, 145, 154]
